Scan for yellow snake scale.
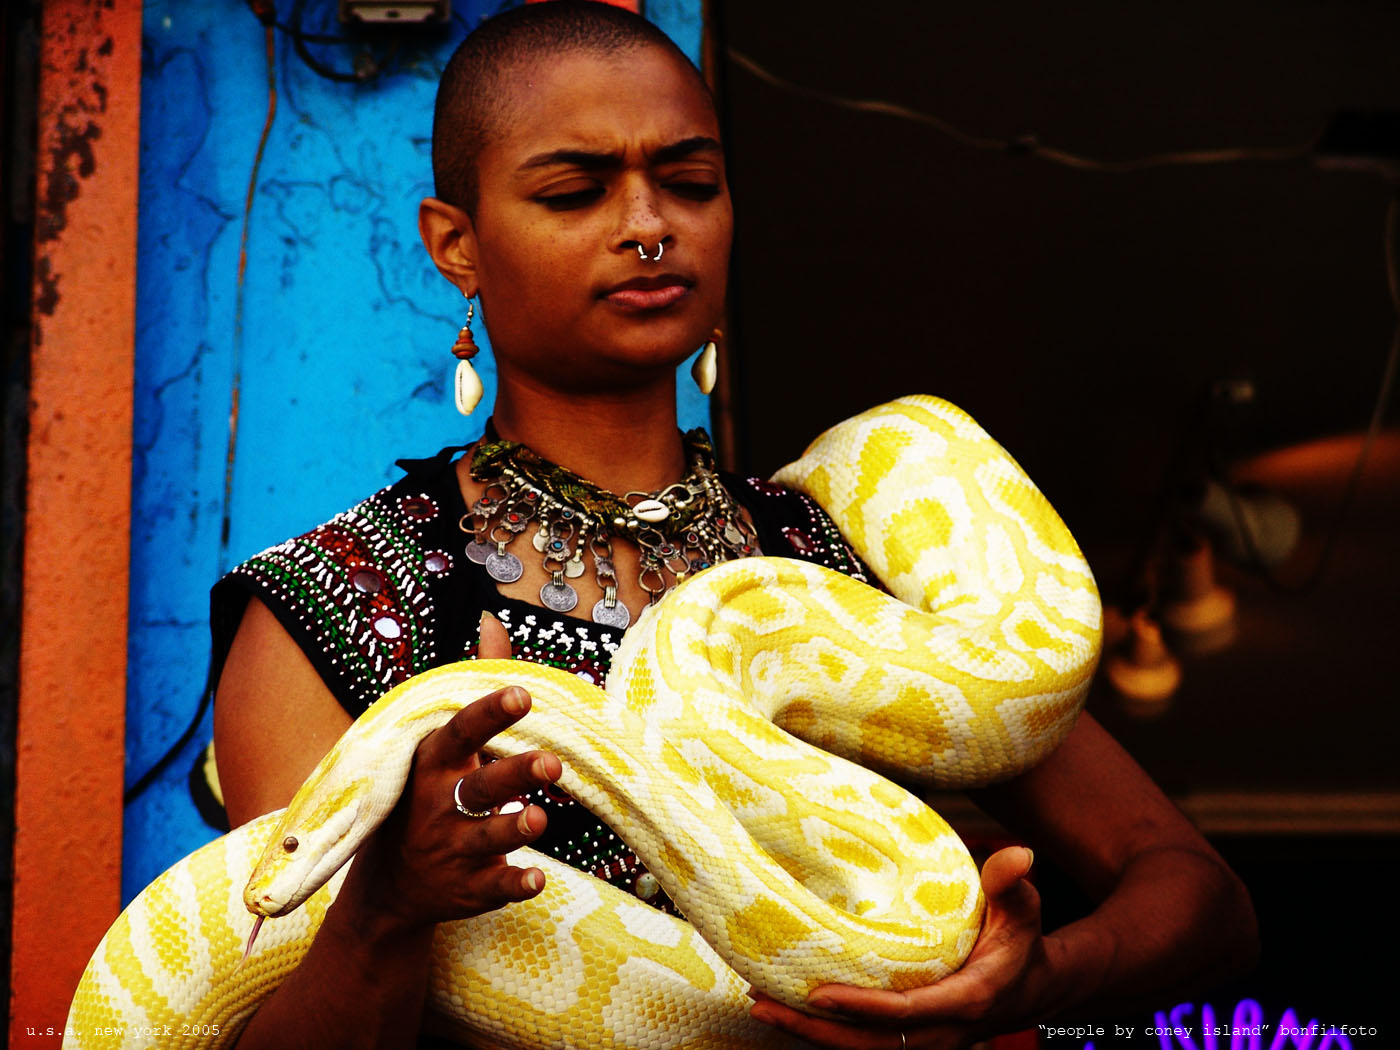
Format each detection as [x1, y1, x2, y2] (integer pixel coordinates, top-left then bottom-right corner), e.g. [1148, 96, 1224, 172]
[65, 396, 1102, 1050]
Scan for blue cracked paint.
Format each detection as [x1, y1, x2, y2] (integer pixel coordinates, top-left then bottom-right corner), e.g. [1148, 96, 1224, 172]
[126, 0, 707, 900]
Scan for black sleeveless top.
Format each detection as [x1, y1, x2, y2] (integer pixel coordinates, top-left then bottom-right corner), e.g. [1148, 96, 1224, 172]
[210, 444, 876, 916]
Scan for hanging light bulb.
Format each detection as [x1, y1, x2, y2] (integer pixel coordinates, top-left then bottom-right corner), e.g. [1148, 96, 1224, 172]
[1161, 535, 1237, 656]
[1106, 610, 1182, 716]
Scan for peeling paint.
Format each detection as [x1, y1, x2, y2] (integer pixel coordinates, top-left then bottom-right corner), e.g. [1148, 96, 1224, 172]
[33, 255, 59, 317]
[34, 16, 119, 248]
[37, 119, 101, 243]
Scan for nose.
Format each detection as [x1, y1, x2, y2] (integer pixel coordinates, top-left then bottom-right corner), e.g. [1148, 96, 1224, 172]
[614, 179, 671, 259]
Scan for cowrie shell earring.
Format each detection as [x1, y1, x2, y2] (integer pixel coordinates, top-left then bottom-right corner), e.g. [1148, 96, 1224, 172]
[452, 297, 483, 416]
[692, 331, 719, 395]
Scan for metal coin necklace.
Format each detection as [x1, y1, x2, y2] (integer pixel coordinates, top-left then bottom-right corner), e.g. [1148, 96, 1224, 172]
[460, 422, 761, 629]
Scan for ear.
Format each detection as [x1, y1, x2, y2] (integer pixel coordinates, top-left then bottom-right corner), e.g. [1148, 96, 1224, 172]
[418, 197, 480, 296]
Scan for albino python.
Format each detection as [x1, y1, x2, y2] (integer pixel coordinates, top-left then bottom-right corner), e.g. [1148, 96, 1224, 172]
[65, 396, 1101, 1050]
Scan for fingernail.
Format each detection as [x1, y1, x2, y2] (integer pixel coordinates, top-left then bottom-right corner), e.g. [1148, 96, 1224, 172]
[502, 688, 526, 715]
[808, 995, 834, 1010]
[525, 869, 542, 892]
[532, 756, 554, 780]
[517, 807, 535, 835]
[478, 611, 490, 636]
[1023, 847, 1035, 875]
[750, 1007, 774, 1025]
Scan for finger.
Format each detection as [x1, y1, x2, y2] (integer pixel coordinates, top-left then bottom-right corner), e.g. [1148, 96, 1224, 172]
[802, 982, 987, 1029]
[449, 749, 560, 818]
[981, 846, 1034, 899]
[806, 974, 987, 1026]
[748, 998, 910, 1050]
[978, 847, 1041, 941]
[478, 749, 564, 800]
[421, 685, 532, 768]
[472, 861, 548, 905]
[477, 611, 513, 661]
[457, 802, 551, 855]
[804, 985, 914, 1019]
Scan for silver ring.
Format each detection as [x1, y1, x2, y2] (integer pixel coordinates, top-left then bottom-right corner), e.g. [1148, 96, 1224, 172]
[636, 242, 664, 261]
[453, 776, 493, 819]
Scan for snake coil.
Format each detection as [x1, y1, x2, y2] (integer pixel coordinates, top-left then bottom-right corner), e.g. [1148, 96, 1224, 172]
[65, 396, 1101, 1050]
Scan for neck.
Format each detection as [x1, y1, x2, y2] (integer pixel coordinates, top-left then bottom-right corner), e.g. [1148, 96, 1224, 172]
[489, 373, 688, 495]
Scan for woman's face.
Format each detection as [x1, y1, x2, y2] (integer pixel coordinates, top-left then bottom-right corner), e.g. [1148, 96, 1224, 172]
[466, 45, 732, 393]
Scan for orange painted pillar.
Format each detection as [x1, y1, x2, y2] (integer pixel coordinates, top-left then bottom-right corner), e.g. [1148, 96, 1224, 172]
[11, 0, 141, 1043]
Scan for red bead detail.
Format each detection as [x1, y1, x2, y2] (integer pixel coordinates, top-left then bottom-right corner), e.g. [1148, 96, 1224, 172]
[784, 528, 813, 553]
[401, 496, 437, 520]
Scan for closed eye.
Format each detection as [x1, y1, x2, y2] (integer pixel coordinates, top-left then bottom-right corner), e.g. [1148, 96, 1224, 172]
[537, 187, 605, 211]
[668, 181, 722, 201]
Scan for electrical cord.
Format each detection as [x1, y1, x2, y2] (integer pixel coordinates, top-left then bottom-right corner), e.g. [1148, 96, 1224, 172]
[127, 0, 457, 809]
[289, 0, 385, 83]
[726, 47, 1315, 172]
[125, 21, 280, 808]
[726, 47, 1397, 599]
[1214, 190, 1399, 594]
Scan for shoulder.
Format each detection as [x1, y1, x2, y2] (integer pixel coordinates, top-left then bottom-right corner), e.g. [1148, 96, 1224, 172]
[211, 447, 479, 716]
[724, 472, 879, 586]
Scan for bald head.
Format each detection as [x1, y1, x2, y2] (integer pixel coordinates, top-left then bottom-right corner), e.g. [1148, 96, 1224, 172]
[432, 1, 712, 214]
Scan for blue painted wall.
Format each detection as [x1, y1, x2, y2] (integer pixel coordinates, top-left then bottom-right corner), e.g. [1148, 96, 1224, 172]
[127, 0, 707, 899]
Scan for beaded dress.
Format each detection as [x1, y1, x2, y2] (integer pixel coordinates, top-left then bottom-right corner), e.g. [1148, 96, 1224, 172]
[210, 441, 877, 917]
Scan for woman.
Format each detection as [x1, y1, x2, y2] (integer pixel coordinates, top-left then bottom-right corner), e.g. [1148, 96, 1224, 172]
[212, 4, 1257, 1048]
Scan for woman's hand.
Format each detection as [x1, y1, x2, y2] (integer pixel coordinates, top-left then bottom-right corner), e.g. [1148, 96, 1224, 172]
[749, 846, 1054, 1050]
[337, 614, 564, 932]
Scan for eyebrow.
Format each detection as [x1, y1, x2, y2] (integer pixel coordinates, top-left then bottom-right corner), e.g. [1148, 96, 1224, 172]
[517, 135, 723, 173]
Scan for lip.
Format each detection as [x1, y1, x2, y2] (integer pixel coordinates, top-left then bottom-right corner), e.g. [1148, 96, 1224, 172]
[601, 274, 693, 311]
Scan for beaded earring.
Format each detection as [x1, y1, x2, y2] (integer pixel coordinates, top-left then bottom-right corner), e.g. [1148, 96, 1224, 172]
[453, 297, 484, 416]
[692, 329, 720, 395]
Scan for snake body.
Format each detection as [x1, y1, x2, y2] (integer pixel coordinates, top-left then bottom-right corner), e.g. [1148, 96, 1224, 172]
[65, 396, 1101, 1050]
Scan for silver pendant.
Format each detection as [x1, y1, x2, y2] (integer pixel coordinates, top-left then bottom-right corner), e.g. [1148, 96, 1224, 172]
[485, 551, 524, 583]
[591, 598, 630, 629]
[633, 871, 660, 899]
[541, 580, 579, 613]
[465, 541, 494, 565]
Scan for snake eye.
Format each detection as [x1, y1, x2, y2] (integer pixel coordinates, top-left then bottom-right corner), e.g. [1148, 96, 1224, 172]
[282, 836, 299, 853]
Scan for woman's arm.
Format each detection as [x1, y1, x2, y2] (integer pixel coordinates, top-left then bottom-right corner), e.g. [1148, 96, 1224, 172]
[214, 602, 560, 1050]
[965, 712, 1259, 1013]
[748, 712, 1260, 1049]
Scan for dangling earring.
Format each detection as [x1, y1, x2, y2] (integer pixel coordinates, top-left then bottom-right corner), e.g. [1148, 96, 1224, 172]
[452, 297, 484, 416]
[692, 329, 719, 395]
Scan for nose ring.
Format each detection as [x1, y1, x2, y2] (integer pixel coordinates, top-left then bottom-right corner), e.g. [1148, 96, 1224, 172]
[636, 242, 664, 262]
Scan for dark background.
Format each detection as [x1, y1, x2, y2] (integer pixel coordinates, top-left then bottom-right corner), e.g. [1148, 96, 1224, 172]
[719, 0, 1398, 507]
[717, 0, 1400, 796]
[716, 1, 1399, 1034]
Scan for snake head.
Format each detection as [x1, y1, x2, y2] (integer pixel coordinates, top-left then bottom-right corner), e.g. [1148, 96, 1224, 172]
[244, 786, 363, 917]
